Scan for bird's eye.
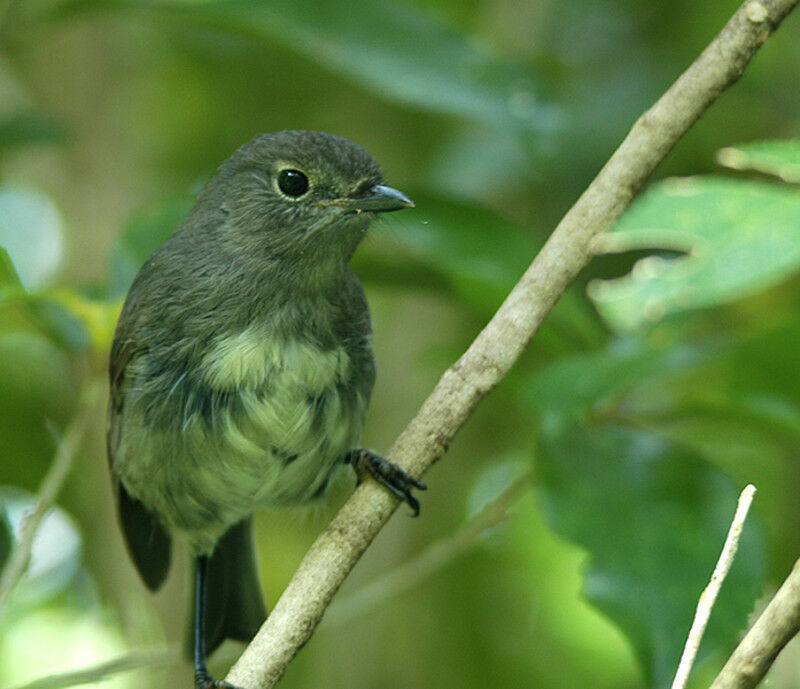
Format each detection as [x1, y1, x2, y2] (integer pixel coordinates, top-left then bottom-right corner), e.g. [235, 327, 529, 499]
[277, 169, 309, 198]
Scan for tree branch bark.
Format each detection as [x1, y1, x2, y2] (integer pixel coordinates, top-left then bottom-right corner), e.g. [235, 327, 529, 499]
[226, 1, 800, 686]
[710, 558, 800, 689]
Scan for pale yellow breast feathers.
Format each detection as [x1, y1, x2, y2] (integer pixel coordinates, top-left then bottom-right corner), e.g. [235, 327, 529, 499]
[201, 327, 352, 392]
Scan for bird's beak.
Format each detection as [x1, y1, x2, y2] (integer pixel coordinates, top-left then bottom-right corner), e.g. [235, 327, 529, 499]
[349, 184, 414, 213]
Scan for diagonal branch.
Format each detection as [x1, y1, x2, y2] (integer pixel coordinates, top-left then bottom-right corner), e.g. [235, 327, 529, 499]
[226, 1, 800, 687]
[709, 557, 800, 689]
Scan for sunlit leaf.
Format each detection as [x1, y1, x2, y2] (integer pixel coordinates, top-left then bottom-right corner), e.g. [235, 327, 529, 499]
[0, 249, 35, 337]
[717, 139, 800, 184]
[0, 187, 64, 290]
[0, 248, 23, 292]
[538, 423, 763, 688]
[589, 177, 800, 332]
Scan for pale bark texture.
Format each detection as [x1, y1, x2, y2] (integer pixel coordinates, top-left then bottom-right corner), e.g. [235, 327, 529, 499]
[710, 559, 800, 689]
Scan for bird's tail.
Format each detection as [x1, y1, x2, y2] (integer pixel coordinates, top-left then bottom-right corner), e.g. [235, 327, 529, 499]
[185, 517, 267, 659]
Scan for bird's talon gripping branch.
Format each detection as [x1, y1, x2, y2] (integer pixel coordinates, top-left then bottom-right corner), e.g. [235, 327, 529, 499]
[347, 448, 427, 516]
[195, 671, 240, 689]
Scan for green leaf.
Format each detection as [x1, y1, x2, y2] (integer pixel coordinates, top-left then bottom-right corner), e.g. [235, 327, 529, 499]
[589, 177, 800, 332]
[55, 0, 556, 136]
[521, 339, 707, 417]
[0, 186, 64, 289]
[108, 195, 194, 297]
[25, 298, 91, 353]
[0, 248, 34, 336]
[538, 422, 763, 687]
[0, 113, 65, 153]
[717, 139, 800, 184]
[0, 248, 24, 291]
[728, 323, 800, 415]
[0, 332, 77, 490]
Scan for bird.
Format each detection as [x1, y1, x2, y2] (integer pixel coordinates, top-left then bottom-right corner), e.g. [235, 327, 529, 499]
[107, 130, 425, 689]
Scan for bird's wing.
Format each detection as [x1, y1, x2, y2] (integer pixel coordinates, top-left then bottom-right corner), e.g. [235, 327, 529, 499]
[107, 321, 173, 591]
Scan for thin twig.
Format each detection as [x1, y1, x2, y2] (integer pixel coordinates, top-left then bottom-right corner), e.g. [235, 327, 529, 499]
[4, 646, 178, 689]
[326, 470, 532, 626]
[710, 557, 800, 689]
[225, 2, 800, 687]
[671, 484, 757, 689]
[0, 380, 102, 617]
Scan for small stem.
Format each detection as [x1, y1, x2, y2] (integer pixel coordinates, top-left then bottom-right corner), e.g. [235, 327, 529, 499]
[6, 647, 178, 689]
[670, 484, 756, 689]
[0, 380, 103, 617]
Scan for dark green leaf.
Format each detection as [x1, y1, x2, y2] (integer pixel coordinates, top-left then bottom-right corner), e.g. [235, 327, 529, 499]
[0, 506, 12, 572]
[601, 326, 800, 447]
[590, 177, 800, 332]
[538, 423, 763, 687]
[522, 339, 707, 417]
[54, 0, 557, 137]
[0, 332, 77, 492]
[25, 298, 91, 353]
[0, 113, 65, 153]
[0, 249, 90, 353]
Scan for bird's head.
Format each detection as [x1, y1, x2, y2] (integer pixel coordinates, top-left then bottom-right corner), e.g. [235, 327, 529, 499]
[202, 130, 413, 263]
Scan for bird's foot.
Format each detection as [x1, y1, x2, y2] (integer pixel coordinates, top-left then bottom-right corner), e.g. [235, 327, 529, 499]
[347, 448, 427, 516]
[195, 669, 241, 689]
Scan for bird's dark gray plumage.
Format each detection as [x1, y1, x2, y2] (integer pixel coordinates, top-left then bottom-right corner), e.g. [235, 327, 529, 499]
[107, 130, 422, 688]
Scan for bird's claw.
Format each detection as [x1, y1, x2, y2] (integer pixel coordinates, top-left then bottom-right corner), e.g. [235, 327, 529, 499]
[195, 670, 241, 689]
[348, 448, 427, 516]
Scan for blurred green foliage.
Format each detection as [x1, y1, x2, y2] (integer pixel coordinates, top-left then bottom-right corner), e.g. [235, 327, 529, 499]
[590, 163, 800, 331]
[1, 1, 799, 688]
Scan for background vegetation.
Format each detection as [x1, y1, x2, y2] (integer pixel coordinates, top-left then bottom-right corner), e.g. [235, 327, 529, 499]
[1, 1, 799, 687]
